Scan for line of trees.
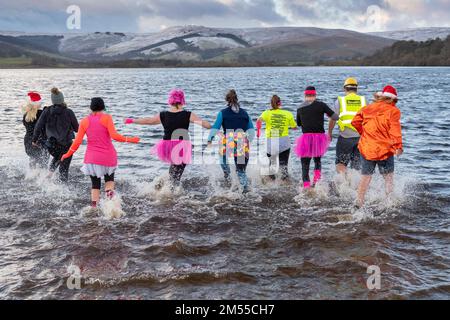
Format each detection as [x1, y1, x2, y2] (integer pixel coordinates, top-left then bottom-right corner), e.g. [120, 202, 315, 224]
[361, 36, 450, 66]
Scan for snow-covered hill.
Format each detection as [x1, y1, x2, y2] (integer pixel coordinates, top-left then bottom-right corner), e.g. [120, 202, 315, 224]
[1, 25, 395, 63]
[370, 27, 450, 41]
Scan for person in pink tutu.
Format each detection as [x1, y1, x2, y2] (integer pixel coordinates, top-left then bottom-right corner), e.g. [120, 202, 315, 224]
[125, 89, 211, 187]
[295, 86, 339, 189]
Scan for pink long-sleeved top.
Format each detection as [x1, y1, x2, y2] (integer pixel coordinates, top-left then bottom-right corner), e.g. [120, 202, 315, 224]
[65, 113, 139, 167]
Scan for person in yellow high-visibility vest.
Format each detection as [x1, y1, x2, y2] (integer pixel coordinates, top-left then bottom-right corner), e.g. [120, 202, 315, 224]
[328, 78, 367, 175]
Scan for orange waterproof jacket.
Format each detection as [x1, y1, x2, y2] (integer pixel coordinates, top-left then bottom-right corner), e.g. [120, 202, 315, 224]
[351, 101, 403, 161]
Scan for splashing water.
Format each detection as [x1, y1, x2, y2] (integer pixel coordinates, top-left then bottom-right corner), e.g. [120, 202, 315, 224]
[0, 67, 449, 300]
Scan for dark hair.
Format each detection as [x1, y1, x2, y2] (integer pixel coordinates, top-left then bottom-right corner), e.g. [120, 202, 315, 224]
[226, 89, 239, 107]
[271, 95, 281, 109]
[345, 86, 358, 93]
[90, 97, 106, 112]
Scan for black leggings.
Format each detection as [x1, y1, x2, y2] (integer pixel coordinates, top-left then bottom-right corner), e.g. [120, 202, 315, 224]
[169, 164, 186, 186]
[49, 143, 72, 182]
[267, 149, 290, 180]
[90, 173, 115, 190]
[301, 157, 322, 183]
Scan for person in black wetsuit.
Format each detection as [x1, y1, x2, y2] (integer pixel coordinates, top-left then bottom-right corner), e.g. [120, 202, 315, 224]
[22, 92, 48, 168]
[125, 89, 211, 187]
[295, 86, 339, 189]
[32, 88, 79, 182]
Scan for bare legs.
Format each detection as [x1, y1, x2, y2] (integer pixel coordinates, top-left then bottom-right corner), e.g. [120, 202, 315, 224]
[357, 175, 372, 207]
[91, 189, 101, 204]
[357, 173, 394, 207]
[336, 164, 347, 175]
[90, 173, 115, 207]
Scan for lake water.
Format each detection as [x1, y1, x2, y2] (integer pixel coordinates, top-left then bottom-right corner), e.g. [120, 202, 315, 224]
[0, 67, 449, 299]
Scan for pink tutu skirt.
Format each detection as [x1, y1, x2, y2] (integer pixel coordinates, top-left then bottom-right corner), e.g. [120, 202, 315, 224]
[295, 133, 330, 158]
[151, 140, 192, 165]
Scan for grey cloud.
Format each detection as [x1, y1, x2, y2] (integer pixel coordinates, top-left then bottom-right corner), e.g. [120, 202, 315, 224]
[0, 0, 448, 33]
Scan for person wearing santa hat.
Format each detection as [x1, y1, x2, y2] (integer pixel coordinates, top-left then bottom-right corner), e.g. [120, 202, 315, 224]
[351, 85, 403, 207]
[22, 92, 49, 168]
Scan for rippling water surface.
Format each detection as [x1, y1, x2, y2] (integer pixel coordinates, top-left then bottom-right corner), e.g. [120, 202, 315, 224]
[0, 67, 449, 300]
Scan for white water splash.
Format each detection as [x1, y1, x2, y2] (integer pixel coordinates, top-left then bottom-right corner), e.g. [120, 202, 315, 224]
[100, 193, 126, 220]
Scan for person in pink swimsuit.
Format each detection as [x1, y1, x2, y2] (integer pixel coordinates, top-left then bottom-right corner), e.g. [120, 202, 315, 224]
[61, 98, 140, 208]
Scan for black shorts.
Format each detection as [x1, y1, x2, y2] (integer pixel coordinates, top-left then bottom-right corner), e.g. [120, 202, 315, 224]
[361, 156, 395, 176]
[336, 136, 361, 169]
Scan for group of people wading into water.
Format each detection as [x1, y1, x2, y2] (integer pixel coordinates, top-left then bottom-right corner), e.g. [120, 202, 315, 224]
[22, 77, 403, 210]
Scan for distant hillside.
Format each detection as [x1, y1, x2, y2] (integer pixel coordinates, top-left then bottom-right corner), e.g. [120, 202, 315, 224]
[0, 26, 394, 67]
[370, 27, 450, 42]
[0, 35, 76, 67]
[357, 36, 450, 66]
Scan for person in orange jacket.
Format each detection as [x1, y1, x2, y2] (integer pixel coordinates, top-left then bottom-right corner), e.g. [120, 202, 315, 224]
[351, 85, 403, 207]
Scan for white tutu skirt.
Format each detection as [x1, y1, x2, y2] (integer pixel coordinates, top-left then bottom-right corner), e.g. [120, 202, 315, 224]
[81, 164, 117, 178]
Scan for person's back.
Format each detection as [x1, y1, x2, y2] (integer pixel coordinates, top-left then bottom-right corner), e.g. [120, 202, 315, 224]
[207, 89, 254, 193]
[297, 100, 336, 134]
[160, 110, 191, 141]
[44, 104, 78, 146]
[337, 92, 367, 134]
[352, 85, 403, 207]
[32, 88, 79, 182]
[353, 100, 402, 161]
[22, 92, 48, 168]
[221, 106, 252, 132]
[258, 95, 297, 181]
[62, 98, 140, 208]
[84, 113, 117, 167]
[24, 109, 43, 137]
[329, 78, 367, 174]
[261, 108, 296, 138]
[295, 86, 338, 189]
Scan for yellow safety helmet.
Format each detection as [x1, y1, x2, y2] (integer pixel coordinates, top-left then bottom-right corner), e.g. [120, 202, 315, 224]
[344, 77, 358, 87]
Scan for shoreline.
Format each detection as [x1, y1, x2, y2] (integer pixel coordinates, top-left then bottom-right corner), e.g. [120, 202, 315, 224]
[0, 65, 449, 70]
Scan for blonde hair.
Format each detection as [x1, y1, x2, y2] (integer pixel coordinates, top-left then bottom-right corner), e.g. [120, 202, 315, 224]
[378, 95, 398, 104]
[373, 92, 382, 102]
[22, 101, 40, 123]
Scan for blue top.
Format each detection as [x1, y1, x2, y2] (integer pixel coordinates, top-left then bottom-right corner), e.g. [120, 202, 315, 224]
[208, 106, 255, 142]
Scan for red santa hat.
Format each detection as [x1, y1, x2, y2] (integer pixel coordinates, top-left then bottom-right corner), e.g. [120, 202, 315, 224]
[28, 92, 42, 105]
[381, 85, 398, 99]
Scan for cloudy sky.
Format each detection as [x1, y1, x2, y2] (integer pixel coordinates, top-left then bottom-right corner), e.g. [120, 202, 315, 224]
[0, 0, 449, 33]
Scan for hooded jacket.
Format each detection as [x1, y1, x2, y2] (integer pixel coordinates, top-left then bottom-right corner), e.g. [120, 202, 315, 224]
[33, 104, 79, 146]
[351, 101, 403, 161]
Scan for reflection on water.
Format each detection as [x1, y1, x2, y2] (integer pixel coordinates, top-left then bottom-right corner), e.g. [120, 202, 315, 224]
[0, 67, 449, 299]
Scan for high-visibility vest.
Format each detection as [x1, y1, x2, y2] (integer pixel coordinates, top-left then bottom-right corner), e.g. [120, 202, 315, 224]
[337, 93, 366, 132]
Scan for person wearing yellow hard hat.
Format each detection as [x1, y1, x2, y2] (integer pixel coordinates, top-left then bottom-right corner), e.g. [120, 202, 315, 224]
[328, 77, 367, 176]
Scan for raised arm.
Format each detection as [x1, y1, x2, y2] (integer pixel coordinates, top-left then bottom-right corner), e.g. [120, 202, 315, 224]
[190, 112, 211, 129]
[61, 118, 89, 160]
[102, 114, 140, 143]
[126, 114, 161, 125]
